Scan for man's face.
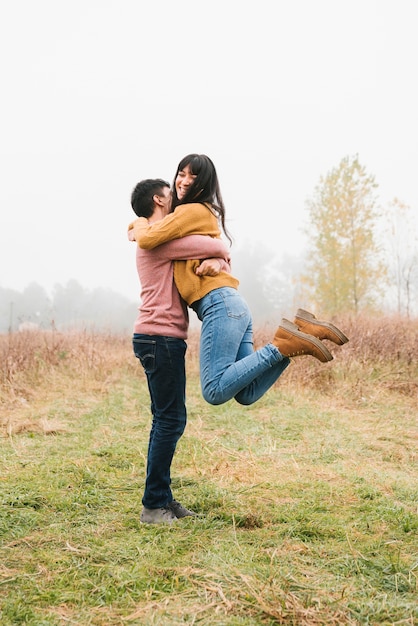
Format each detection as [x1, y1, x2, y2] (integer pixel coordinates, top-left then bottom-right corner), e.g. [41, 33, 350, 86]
[159, 186, 172, 216]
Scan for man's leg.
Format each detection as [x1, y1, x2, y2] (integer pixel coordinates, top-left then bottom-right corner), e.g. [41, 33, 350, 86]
[133, 335, 187, 518]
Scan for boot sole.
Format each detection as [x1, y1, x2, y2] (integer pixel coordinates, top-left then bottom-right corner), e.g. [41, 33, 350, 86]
[281, 319, 333, 362]
[295, 309, 349, 345]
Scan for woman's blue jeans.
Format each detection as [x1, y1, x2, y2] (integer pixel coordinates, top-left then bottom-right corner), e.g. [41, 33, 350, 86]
[133, 334, 187, 509]
[191, 288, 290, 405]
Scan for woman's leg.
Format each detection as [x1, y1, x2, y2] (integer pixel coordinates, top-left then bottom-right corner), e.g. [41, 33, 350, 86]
[233, 317, 290, 405]
[194, 288, 290, 405]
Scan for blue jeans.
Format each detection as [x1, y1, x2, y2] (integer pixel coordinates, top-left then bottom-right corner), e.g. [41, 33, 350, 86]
[133, 334, 187, 509]
[192, 288, 290, 405]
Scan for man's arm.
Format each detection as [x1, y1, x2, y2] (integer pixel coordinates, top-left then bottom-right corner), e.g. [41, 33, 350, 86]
[155, 234, 232, 276]
[145, 233, 231, 264]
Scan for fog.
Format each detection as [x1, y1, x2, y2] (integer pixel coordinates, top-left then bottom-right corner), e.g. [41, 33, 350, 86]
[1, 0, 417, 306]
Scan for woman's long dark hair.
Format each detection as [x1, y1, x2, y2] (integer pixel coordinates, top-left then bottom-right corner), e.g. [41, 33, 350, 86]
[171, 153, 232, 244]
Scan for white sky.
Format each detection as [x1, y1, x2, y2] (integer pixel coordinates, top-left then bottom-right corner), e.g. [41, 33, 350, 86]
[1, 0, 417, 301]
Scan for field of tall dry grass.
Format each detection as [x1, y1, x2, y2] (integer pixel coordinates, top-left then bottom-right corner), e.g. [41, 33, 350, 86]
[1, 314, 416, 432]
[1, 315, 417, 625]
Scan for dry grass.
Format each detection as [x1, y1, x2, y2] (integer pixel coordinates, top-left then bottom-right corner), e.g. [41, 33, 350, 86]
[1, 316, 417, 625]
[254, 313, 418, 397]
[1, 314, 417, 435]
[0, 329, 135, 429]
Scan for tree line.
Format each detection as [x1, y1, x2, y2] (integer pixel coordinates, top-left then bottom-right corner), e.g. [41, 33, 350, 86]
[0, 281, 138, 334]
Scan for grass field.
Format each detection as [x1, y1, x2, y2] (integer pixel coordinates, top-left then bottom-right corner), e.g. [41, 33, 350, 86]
[1, 316, 417, 625]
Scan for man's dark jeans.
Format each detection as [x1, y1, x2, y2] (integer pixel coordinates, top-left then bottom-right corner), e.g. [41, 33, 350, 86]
[133, 334, 187, 509]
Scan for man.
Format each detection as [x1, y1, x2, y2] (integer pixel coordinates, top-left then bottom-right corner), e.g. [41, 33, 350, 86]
[129, 178, 230, 524]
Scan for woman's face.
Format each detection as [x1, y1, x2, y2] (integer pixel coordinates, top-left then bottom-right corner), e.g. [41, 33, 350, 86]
[175, 163, 197, 201]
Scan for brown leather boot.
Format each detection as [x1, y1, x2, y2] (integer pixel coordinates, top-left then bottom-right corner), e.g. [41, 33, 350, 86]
[273, 319, 333, 363]
[294, 309, 349, 345]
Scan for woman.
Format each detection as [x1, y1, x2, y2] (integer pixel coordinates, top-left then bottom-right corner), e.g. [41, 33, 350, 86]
[129, 154, 348, 406]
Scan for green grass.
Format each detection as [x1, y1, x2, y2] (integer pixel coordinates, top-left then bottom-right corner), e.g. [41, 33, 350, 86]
[1, 353, 418, 624]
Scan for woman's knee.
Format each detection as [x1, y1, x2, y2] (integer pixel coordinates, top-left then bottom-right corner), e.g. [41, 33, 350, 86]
[202, 386, 224, 406]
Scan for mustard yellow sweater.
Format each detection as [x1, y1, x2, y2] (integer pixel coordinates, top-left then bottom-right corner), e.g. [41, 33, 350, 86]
[130, 202, 239, 306]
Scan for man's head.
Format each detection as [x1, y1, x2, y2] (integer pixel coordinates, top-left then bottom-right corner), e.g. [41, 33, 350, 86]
[131, 178, 171, 218]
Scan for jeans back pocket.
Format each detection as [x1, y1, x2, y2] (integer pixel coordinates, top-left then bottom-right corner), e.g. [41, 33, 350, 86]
[133, 338, 157, 373]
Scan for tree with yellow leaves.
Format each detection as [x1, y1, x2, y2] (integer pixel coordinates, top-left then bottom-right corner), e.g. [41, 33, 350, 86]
[303, 154, 386, 315]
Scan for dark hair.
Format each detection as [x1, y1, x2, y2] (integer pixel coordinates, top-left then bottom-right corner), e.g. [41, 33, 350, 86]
[171, 154, 232, 244]
[130, 178, 170, 218]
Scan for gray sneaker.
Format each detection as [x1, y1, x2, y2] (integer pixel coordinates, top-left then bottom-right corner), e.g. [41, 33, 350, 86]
[140, 506, 177, 525]
[168, 500, 197, 518]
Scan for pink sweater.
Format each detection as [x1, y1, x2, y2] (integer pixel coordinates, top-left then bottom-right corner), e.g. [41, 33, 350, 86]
[133, 234, 230, 339]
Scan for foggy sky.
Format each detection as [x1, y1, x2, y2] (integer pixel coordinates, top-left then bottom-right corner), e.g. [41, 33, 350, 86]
[1, 0, 417, 302]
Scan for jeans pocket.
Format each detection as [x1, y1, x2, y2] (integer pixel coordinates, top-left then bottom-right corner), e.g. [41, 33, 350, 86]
[133, 338, 157, 373]
[222, 290, 248, 320]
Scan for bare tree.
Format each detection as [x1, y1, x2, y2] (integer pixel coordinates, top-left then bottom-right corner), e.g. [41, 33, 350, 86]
[383, 198, 418, 318]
